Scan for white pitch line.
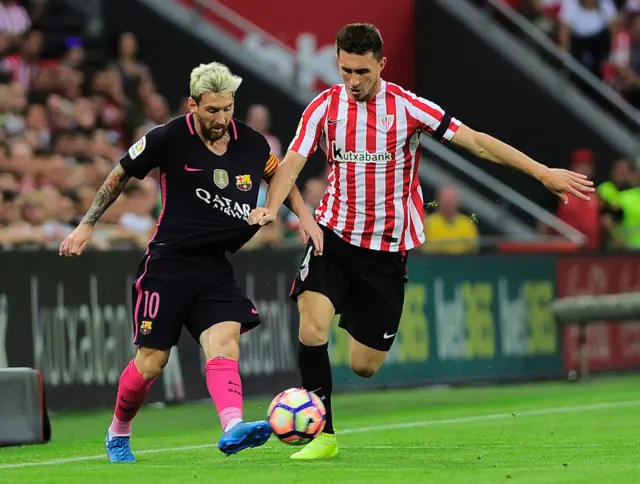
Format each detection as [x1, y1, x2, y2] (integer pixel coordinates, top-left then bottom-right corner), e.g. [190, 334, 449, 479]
[1, 399, 637, 470]
[342, 443, 634, 450]
[0, 444, 219, 469]
[339, 399, 640, 434]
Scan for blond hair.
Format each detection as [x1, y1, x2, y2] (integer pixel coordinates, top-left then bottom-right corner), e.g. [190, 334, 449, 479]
[189, 62, 242, 103]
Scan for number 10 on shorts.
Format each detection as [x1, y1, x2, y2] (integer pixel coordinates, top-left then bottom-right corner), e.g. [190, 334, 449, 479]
[143, 290, 160, 319]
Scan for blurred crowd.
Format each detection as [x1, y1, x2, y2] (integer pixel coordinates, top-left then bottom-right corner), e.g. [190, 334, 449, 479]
[421, 0, 640, 255]
[0, 26, 172, 250]
[496, 0, 640, 107]
[541, 149, 640, 252]
[0, 0, 325, 251]
[424, 148, 640, 254]
[0, 0, 638, 254]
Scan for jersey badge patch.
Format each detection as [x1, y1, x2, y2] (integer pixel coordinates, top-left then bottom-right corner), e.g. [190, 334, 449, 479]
[235, 174, 252, 191]
[214, 169, 229, 189]
[140, 320, 152, 335]
[378, 115, 395, 133]
[128, 136, 146, 159]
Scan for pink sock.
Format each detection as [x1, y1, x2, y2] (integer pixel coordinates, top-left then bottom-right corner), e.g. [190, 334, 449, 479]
[205, 357, 243, 431]
[109, 359, 156, 437]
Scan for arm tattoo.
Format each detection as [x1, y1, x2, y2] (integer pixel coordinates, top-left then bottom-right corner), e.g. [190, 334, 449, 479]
[80, 164, 132, 226]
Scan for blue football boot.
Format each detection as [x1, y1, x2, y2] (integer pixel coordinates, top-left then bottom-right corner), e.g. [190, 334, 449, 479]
[106, 432, 136, 463]
[217, 420, 272, 456]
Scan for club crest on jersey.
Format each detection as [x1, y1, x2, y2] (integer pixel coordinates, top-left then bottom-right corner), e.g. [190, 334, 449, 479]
[214, 169, 229, 189]
[236, 174, 252, 191]
[378, 115, 395, 133]
[128, 136, 146, 160]
[140, 320, 152, 335]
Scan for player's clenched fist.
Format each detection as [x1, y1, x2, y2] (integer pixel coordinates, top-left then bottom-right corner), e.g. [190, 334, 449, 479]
[59, 224, 93, 257]
[248, 207, 277, 226]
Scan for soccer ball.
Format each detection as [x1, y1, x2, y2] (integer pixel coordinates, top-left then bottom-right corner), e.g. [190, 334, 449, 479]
[267, 388, 326, 445]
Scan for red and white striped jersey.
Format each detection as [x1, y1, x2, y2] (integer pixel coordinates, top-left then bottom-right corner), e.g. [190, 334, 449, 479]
[289, 79, 462, 252]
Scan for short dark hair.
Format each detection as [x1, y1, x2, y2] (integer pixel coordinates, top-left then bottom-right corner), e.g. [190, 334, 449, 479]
[336, 23, 383, 61]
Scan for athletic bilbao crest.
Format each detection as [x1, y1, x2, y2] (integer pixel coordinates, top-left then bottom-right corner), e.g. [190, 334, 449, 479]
[236, 174, 252, 191]
[378, 115, 395, 133]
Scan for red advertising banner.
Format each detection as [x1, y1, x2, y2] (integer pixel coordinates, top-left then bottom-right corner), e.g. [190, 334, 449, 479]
[557, 256, 640, 372]
[177, 0, 415, 93]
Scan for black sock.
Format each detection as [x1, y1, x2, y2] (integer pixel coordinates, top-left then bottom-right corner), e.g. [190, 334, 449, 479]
[298, 341, 334, 434]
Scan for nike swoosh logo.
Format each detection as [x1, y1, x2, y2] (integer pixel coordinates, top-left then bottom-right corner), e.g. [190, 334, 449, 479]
[184, 165, 204, 172]
[383, 332, 396, 339]
[251, 308, 259, 315]
[327, 119, 340, 124]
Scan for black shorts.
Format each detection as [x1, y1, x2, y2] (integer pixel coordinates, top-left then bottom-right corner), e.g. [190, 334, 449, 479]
[131, 251, 260, 350]
[290, 225, 408, 351]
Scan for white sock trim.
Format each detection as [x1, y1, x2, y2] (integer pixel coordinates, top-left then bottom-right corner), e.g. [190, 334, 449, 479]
[224, 418, 243, 432]
[108, 428, 132, 439]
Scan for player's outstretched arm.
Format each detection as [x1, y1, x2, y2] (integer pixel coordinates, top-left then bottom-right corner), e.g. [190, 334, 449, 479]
[59, 164, 131, 256]
[249, 150, 307, 225]
[450, 125, 595, 204]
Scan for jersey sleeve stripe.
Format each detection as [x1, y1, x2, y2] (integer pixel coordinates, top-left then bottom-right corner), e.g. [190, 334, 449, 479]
[289, 90, 329, 158]
[443, 117, 462, 142]
[263, 154, 279, 177]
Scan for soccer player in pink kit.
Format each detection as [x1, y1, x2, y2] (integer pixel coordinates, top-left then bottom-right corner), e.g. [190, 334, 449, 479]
[250, 23, 595, 460]
[59, 62, 322, 461]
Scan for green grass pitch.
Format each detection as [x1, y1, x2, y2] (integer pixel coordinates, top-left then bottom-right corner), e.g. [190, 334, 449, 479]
[1, 375, 639, 483]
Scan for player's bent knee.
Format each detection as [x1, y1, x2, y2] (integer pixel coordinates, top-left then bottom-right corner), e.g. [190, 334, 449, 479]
[349, 339, 387, 378]
[204, 338, 240, 361]
[349, 362, 381, 379]
[135, 347, 171, 379]
[200, 322, 241, 361]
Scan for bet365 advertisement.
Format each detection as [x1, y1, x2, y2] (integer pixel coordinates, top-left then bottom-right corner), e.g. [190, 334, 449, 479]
[556, 256, 640, 372]
[1, 250, 639, 411]
[330, 254, 562, 389]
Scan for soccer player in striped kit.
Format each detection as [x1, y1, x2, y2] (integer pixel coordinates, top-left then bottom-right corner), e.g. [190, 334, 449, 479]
[249, 23, 595, 460]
